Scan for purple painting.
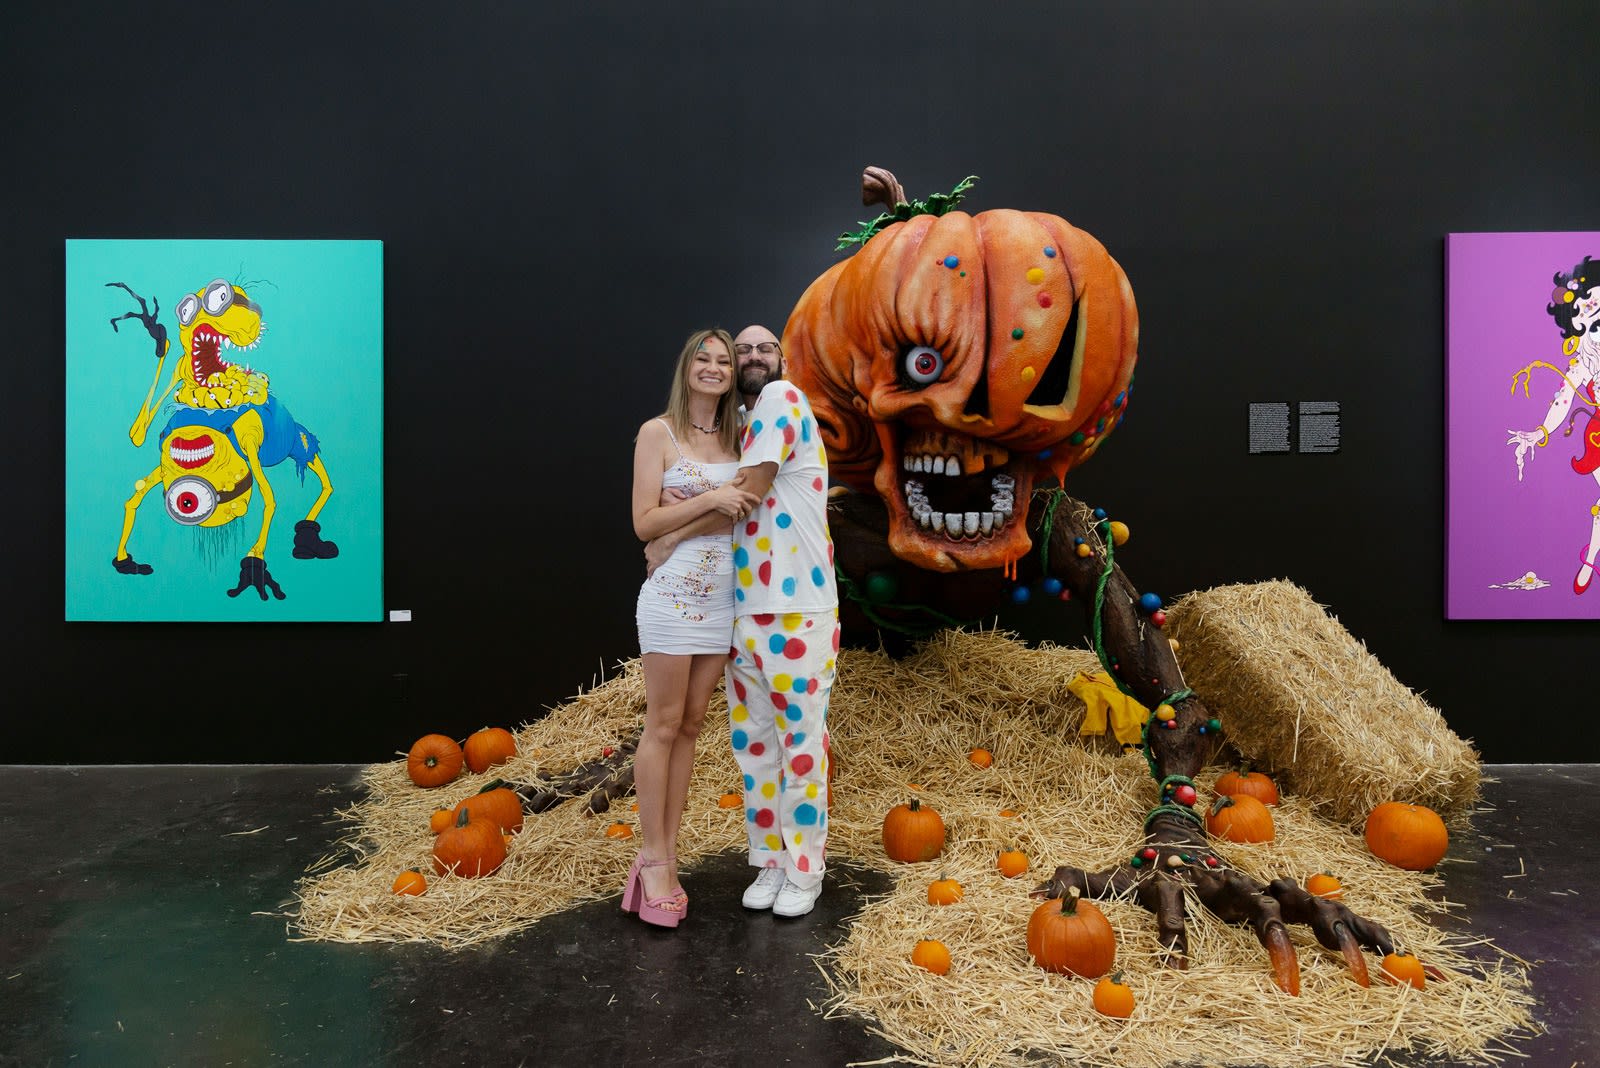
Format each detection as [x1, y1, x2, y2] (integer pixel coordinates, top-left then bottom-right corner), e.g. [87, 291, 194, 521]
[1446, 232, 1600, 619]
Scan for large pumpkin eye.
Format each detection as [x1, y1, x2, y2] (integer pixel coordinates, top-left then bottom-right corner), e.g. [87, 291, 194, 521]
[903, 346, 944, 386]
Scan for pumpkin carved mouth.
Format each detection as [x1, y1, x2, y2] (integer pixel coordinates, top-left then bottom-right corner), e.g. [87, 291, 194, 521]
[876, 427, 1040, 570]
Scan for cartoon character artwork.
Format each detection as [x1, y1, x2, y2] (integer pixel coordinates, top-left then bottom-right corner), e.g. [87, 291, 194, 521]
[1506, 254, 1600, 596]
[1444, 231, 1600, 620]
[105, 276, 339, 601]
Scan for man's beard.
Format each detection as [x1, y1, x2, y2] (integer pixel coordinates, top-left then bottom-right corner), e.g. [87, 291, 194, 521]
[740, 364, 778, 396]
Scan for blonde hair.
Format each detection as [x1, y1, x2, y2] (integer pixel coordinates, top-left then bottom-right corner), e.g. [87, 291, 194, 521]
[663, 328, 741, 456]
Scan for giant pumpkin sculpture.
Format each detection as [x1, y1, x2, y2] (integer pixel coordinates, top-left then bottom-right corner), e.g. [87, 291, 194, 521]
[787, 167, 1137, 575]
[514, 168, 1399, 995]
[785, 168, 1397, 996]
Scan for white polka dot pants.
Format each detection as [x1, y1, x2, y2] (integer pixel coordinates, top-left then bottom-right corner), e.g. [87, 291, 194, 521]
[726, 610, 839, 889]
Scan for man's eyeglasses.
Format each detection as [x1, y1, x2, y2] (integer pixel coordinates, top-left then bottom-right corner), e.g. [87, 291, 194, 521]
[735, 342, 780, 356]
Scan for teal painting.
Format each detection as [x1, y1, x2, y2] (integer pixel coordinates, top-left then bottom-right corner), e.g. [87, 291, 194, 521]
[65, 239, 383, 621]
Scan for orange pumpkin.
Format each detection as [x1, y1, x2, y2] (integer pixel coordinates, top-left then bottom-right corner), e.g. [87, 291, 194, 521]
[911, 939, 952, 975]
[604, 822, 634, 839]
[1092, 971, 1135, 1018]
[391, 869, 427, 896]
[1380, 951, 1426, 990]
[1365, 802, 1449, 870]
[463, 727, 518, 774]
[407, 734, 464, 788]
[786, 180, 1139, 574]
[996, 848, 1030, 878]
[1027, 888, 1116, 978]
[1206, 793, 1275, 844]
[998, 808, 1019, 819]
[1306, 872, 1343, 900]
[927, 875, 964, 906]
[1214, 763, 1279, 806]
[716, 792, 743, 809]
[882, 798, 945, 863]
[453, 784, 524, 835]
[431, 807, 506, 878]
[969, 748, 994, 768]
[429, 808, 454, 835]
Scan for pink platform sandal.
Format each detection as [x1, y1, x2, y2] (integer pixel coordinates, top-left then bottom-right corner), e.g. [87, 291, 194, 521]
[621, 857, 684, 928]
[669, 855, 688, 918]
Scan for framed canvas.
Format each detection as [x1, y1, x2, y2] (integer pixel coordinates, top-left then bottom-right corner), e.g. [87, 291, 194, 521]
[1445, 232, 1600, 619]
[65, 239, 383, 621]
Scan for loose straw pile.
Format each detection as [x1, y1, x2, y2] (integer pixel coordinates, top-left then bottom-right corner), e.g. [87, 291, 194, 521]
[1164, 580, 1481, 826]
[291, 617, 1532, 1066]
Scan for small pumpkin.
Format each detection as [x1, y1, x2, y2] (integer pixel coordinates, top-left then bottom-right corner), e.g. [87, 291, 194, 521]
[882, 798, 945, 863]
[1214, 762, 1279, 806]
[910, 939, 952, 975]
[1092, 970, 1135, 1018]
[998, 808, 1019, 819]
[927, 875, 964, 906]
[407, 734, 464, 788]
[1364, 801, 1449, 870]
[1027, 887, 1117, 978]
[429, 808, 454, 835]
[717, 791, 743, 809]
[431, 806, 506, 878]
[1206, 793, 1275, 844]
[452, 782, 525, 834]
[1380, 951, 1426, 990]
[1306, 872, 1343, 900]
[391, 869, 427, 896]
[604, 822, 634, 839]
[463, 726, 518, 774]
[997, 847, 1030, 878]
[969, 747, 994, 768]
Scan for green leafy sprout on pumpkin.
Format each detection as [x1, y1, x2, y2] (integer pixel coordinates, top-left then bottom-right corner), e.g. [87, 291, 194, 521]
[835, 175, 979, 251]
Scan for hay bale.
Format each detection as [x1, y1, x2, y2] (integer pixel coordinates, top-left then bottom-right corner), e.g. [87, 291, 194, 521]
[1164, 580, 1480, 825]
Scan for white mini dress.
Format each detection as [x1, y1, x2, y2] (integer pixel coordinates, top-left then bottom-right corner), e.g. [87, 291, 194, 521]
[635, 420, 740, 655]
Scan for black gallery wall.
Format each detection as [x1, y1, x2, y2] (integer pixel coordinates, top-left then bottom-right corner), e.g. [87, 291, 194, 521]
[2, 3, 1593, 764]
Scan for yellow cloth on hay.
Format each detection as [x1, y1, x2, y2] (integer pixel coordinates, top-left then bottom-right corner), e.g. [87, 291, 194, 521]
[1068, 670, 1150, 745]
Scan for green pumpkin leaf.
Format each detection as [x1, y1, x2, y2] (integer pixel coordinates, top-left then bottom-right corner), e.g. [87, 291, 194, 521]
[834, 175, 981, 252]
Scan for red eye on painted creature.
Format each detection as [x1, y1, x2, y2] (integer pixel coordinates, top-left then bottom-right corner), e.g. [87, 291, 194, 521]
[904, 346, 944, 385]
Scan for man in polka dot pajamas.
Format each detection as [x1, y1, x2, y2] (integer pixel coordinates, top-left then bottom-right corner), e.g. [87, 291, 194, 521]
[725, 324, 839, 918]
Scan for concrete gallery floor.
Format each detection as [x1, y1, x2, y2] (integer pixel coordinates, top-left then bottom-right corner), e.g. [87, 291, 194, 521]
[1, 765, 1596, 1067]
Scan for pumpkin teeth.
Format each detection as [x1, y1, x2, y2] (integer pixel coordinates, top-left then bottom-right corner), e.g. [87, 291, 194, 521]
[905, 474, 1013, 540]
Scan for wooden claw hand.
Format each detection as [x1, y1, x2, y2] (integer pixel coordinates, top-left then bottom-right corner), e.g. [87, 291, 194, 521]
[512, 732, 639, 816]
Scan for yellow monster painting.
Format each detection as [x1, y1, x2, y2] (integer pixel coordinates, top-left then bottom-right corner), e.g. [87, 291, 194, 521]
[107, 279, 339, 600]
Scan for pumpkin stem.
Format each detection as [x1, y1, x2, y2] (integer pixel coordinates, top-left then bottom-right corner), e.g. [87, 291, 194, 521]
[455, 806, 472, 828]
[909, 798, 920, 812]
[1062, 886, 1082, 915]
[1109, 969, 1124, 984]
[479, 778, 506, 794]
[835, 168, 979, 251]
[1210, 795, 1235, 816]
[861, 166, 906, 213]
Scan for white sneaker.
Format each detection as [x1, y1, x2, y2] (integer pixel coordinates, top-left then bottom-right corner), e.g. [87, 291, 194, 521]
[742, 867, 787, 909]
[772, 879, 823, 918]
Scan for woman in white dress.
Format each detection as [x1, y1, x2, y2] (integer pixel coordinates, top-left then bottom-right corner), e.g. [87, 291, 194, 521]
[625, 329, 758, 927]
